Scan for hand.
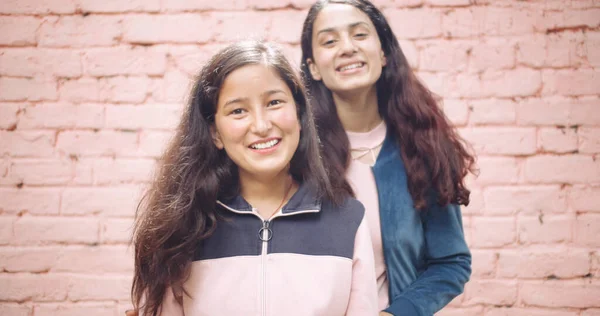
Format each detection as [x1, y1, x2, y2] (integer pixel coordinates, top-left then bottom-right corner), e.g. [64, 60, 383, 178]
[125, 310, 138, 316]
[380, 312, 394, 316]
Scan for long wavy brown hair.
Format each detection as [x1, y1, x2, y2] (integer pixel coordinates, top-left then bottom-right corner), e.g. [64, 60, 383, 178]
[131, 41, 337, 316]
[300, 0, 476, 210]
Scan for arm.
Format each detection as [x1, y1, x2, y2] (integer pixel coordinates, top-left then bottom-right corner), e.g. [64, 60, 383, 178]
[346, 215, 379, 316]
[384, 203, 471, 316]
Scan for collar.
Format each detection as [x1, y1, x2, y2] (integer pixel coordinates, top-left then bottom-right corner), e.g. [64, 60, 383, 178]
[217, 182, 322, 216]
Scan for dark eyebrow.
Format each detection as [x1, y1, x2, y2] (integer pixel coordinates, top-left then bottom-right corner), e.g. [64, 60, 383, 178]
[262, 89, 287, 97]
[222, 89, 287, 107]
[223, 97, 246, 107]
[316, 22, 370, 36]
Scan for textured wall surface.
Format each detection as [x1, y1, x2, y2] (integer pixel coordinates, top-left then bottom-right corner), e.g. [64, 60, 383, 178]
[0, 0, 599, 315]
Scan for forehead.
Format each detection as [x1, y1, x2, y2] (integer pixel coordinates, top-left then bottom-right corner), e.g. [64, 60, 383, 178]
[218, 64, 291, 100]
[313, 3, 373, 33]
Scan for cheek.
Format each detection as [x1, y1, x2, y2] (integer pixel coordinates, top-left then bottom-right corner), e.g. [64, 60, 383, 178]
[216, 119, 248, 145]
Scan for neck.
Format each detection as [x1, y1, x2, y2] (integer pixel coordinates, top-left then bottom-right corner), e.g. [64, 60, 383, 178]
[238, 169, 296, 217]
[332, 85, 382, 133]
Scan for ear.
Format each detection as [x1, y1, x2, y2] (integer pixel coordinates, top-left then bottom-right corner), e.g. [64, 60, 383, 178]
[210, 125, 224, 149]
[381, 52, 387, 66]
[306, 58, 322, 81]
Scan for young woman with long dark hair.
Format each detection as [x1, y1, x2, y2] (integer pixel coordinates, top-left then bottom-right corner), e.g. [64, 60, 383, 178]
[300, 1, 476, 315]
[130, 40, 378, 316]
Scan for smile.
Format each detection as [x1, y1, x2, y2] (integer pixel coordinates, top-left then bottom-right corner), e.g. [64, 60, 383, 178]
[337, 62, 365, 72]
[249, 139, 280, 150]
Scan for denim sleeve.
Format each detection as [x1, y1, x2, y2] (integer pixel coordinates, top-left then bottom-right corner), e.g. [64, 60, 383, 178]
[383, 203, 471, 316]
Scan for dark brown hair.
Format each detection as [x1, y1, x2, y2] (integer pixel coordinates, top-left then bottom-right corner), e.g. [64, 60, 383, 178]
[300, 0, 476, 210]
[131, 40, 337, 316]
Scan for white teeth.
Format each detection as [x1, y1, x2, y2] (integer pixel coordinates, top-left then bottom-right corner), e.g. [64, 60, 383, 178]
[250, 139, 279, 150]
[339, 63, 363, 71]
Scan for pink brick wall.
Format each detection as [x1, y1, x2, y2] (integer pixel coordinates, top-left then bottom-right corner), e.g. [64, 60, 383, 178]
[0, 0, 598, 314]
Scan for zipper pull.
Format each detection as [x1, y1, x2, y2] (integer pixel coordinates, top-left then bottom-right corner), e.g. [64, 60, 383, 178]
[258, 220, 272, 242]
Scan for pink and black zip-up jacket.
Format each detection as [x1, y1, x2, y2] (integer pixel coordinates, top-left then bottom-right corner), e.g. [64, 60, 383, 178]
[158, 183, 378, 316]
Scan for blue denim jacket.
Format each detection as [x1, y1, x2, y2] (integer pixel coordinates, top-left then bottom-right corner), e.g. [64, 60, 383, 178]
[375, 131, 471, 316]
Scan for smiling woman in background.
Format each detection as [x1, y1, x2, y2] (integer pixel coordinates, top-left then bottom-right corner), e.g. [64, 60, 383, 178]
[129, 40, 378, 315]
[299, 1, 476, 315]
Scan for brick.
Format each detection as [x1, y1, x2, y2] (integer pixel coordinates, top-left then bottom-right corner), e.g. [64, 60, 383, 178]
[518, 97, 600, 126]
[471, 217, 515, 248]
[18, 103, 104, 129]
[515, 34, 547, 68]
[0, 247, 58, 272]
[0, 48, 82, 78]
[518, 215, 573, 244]
[0, 304, 31, 316]
[0, 77, 58, 101]
[59, 78, 103, 102]
[416, 72, 448, 97]
[0, 16, 40, 46]
[587, 32, 600, 67]
[101, 218, 135, 243]
[385, 8, 442, 39]
[436, 306, 483, 316]
[471, 250, 496, 278]
[579, 127, 600, 153]
[442, 7, 542, 38]
[424, 0, 469, 6]
[0, 274, 69, 301]
[582, 309, 600, 316]
[84, 47, 166, 76]
[486, 307, 578, 316]
[123, 14, 216, 44]
[524, 155, 600, 184]
[441, 99, 468, 126]
[268, 10, 307, 44]
[546, 32, 587, 68]
[56, 131, 138, 157]
[86, 158, 155, 184]
[0, 0, 76, 14]
[0, 131, 55, 157]
[39, 16, 122, 48]
[520, 281, 600, 308]
[481, 68, 542, 98]
[484, 186, 567, 215]
[497, 248, 590, 279]
[34, 303, 117, 316]
[575, 214, 600, 247]
[101, 76, 150, 103]
[458, 127, 536, 155]
[215, 12, 271, 42]
[419, 40, 470, 72]
[14, 217, 99, 245]
[61, 187, 141, 217]
[473, 157, 520, 185]
[9, 159, 74, 185]
[168, 44, 227, 76]
[464, 279, 517, 305]
[543, 9, 600, 30]
[542, 69, 600, 96]
[0, 217, 13, 245]
[0, 188, 60, 215]
[80, 0, 160, 13]
[162, 0, 248, 11]
[0, 102, 21, 128]
[398, 40, 418, 69]
[462, 188, 483, 215]
[68, 275, 131, 301]
[538, 127, 578, 153]
[53, 245, 132, 273]
[469, 38, 515, 71]
[469, 99, 516, 125]
[105, 104, 182, 130]
[138, 131, 174, 158]
[570, 185, 600, 212]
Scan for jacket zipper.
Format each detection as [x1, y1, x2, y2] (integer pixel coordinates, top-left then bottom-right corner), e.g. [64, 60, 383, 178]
[259, 219, 271, 316]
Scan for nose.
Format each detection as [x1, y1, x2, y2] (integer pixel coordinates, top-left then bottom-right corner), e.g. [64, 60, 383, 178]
[250, 108, 272, 136]
[339, 35, 357, 56]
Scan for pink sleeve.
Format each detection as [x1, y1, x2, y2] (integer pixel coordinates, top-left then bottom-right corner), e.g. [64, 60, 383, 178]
[345, 216, 379, 316]
[157, 287, 184, 316]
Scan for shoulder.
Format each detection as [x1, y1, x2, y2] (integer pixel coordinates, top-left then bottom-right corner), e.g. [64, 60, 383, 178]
[320, 195, 365, 224]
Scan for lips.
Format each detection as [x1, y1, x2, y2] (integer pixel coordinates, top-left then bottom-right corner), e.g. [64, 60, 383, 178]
[249, 138, 280, 150]
[336, 61, 365, 72]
